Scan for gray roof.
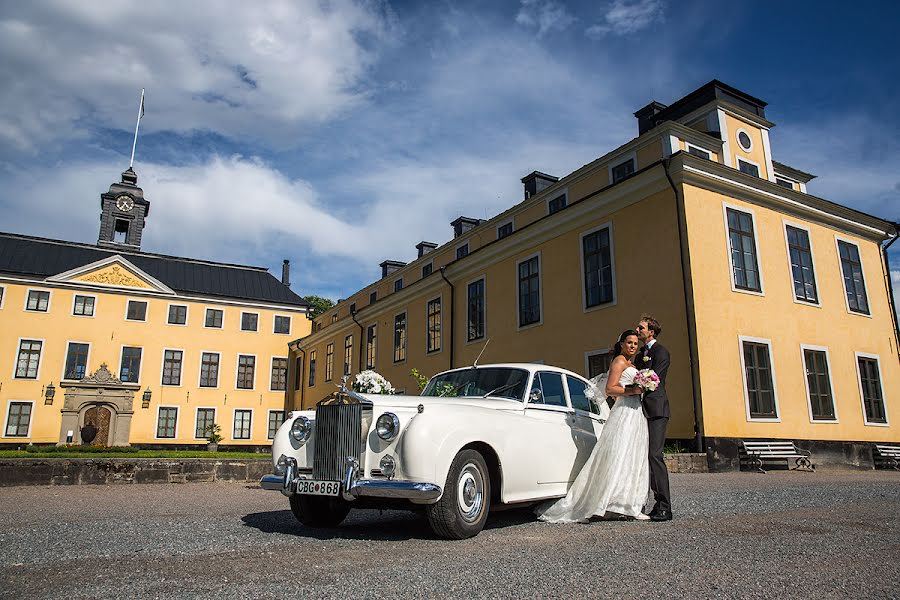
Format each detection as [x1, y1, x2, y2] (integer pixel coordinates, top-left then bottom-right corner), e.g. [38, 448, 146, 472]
[0, 232, 308, 308]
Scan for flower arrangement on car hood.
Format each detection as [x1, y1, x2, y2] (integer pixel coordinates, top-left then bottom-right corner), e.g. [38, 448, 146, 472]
[352, 370, 395, 394]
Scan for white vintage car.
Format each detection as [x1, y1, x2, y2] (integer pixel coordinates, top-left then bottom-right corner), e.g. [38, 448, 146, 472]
[261, 363, 609, 539]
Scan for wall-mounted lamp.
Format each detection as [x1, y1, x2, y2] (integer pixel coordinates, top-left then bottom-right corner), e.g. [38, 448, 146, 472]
[44, 382, 56, 405]
[142, 387, 152, 409]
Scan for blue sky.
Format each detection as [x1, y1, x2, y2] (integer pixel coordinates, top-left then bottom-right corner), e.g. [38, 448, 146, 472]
[1, 0, 898, 305]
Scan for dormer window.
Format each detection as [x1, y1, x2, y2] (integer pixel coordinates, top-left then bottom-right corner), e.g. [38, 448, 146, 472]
[611, 159, 635, 184]
[737, 158, 760, 178]
[775, 177, 794, 189]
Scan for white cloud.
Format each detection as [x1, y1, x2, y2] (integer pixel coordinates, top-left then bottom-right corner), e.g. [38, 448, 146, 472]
[893, 269, 900, 287]
[0, 0, 397, 151]
[515, 0, 576, 37]
[586, 0, 665, 38]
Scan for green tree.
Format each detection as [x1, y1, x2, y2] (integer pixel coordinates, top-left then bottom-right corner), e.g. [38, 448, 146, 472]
[303, 295, 336, 319]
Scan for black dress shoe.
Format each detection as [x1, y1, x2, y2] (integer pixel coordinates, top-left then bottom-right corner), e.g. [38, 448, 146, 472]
[650, 509, 672, 522]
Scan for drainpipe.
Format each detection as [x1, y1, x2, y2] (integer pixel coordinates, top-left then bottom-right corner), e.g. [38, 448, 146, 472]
[439, 266, 455, 369]
[662, 158, 704, 453]
[881, 224, 900, 361]
[350, 308, 364, 374]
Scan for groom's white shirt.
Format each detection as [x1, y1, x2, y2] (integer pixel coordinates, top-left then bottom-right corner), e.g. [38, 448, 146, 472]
[645, 339, 656, 350]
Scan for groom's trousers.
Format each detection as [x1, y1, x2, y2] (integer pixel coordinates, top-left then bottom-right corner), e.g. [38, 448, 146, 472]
[647, 416, 671, 511]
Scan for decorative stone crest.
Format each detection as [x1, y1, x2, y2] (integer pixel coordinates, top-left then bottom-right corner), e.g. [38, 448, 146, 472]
[77, 265, 150, 288]
[81, 363, 124, 386]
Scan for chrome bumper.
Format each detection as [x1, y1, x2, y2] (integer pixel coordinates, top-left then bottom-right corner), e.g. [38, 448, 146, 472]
[259, 457, 442, 502]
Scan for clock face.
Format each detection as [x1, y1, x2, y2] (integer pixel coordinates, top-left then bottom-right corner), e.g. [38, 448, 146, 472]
[115, 195, 134, 212]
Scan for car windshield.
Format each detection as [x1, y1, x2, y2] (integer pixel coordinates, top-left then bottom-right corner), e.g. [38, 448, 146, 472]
[421, 367, 530, 401]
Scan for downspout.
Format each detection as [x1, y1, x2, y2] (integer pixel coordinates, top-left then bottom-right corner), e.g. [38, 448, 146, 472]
[439, 266, 455, 369]
[350, 309, 364, 374]
[662, 158, 704, 453]
[881, 225, 900, 361]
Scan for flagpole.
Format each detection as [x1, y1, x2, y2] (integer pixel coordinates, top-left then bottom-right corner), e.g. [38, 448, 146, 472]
[129, 88, 145, 168]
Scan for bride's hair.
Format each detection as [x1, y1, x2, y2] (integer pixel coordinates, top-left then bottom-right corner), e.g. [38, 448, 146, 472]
[613, 329, 639, 357]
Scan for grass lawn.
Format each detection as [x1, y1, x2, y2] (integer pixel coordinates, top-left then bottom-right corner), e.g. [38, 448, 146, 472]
[0, 450, 269, 459]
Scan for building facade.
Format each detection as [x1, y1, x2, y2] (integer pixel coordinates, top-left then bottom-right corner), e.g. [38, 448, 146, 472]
[286, 80, 899, 469]
[0, 168, 309, 449]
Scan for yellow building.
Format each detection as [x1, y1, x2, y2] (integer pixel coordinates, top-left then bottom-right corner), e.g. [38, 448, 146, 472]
[0, 167, 309, 449]
[287, 80, 899, 469]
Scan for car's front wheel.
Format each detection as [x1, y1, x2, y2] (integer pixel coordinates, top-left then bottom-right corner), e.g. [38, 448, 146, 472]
[427, 449, 491, 539]
[289, 494, 351, 528]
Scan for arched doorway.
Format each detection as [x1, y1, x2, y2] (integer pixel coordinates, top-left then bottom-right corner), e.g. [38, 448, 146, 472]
[59, 363, 139, 446]
[83, 405, 112, 445]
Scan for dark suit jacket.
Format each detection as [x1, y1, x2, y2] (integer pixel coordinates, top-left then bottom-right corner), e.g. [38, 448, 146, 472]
[640, 341, 670, 419]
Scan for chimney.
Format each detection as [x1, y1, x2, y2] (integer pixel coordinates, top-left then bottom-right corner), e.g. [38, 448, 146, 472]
[281, 259, 291, 287]
[450, 216, 482, 238]
[633, 101, 669, 135]
[380, 260, 406, 279]
[416, 241, 438, 258]
[520, 171, 559, 200]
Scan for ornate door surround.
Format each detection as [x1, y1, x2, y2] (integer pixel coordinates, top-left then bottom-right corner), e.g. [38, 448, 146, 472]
[59, 363, 140, 446]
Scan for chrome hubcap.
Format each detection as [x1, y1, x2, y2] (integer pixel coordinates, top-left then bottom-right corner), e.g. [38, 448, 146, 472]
[456, 462, 485, 523]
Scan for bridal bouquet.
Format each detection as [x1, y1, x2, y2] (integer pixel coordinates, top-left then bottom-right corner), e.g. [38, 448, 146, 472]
[633, 369, 660, 392]
[352, 370, 395, 394]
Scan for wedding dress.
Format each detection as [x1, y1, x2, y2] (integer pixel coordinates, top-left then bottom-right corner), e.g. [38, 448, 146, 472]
[536, 365, 649, 523]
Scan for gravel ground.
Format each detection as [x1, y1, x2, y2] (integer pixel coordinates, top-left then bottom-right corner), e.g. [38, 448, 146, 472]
[0, 471, 898, 599]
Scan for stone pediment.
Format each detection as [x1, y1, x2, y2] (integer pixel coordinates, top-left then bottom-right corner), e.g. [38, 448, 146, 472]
[47, 255, 174, 294]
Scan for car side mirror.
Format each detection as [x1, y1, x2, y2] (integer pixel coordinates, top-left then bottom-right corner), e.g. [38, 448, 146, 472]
[529, 388, 542, 403]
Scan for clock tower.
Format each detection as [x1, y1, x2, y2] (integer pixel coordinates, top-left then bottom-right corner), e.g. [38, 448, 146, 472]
[98, 167, 150, 249]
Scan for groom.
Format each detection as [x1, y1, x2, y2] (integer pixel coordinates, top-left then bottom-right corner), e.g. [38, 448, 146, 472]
[636, 315, 672, 522]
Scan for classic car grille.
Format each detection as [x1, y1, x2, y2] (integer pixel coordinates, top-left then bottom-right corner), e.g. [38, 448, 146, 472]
[312, 403, 369, 481]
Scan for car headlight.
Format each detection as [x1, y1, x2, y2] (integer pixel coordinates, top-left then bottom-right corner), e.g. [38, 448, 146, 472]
[290, 416, 311, 444]
[379, 454, 396, 477]
[375, 412, 400, 441]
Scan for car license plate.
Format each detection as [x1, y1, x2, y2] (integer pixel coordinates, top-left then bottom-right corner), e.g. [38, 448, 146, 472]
[296, 479, 341, 496]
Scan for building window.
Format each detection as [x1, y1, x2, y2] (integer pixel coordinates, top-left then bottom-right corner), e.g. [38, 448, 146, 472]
[369, 291, 377, 305]
[205, 308, 223, 328]
[343, 335, 353, 376]
[237, 355, 255, 389]
[737, 158, 760, 178]
[162, 350, 183, 386]
[467, 279, 485, 342]
[64, 342, 90, 380]
[274, 315, 291, 334]
[583, 226, 614, 308]
[200, 352, 220, 388]
[687, 145, 711, 159]
[517, 255, 541, 327]
[241, 312, 259, 331]
[394, 278, 403, 292]
[308, 350, 317, 386]
[786, 225, 818, 304]
[726, 207, 761, 292]
[587, 351, 614, 379]
[294, 356, 302, 390]
[325, 343, 334, 382]
[15, 340, 42, 379]
[26, 290, 50, 312]
[349, 302, 356, 315]
[497, 222, 513, 239]
[366, 325, 377, 370]
[271, 358, 288, 391]
[394, 313, 407, 363]
[120, 347, 142, 383]
[456, 243, 469, 260]
[422, 262, 433, 278]
[167, 304, 187, 325]
[857, 356, 886, 424]
[5, 401, 32, 437]
[195, 408, 215, 439]
[803, 348, 835, 421]
[742, 340, 777, 420]
[736, 129, 753, 152]
[838, 240, 869, 315]
[126, 300, 147, 321]
[427, 298, 441, 353]
[548, 193, 567, 214]
[156, 407, 178, 438]
[775, 177, 794, 189]
[233, 409, 252, 440]
[331, 314, 338, 324]
[611, 158, 634, 184]
[73, 295, 95, 317]
[268, 410, 285, 439]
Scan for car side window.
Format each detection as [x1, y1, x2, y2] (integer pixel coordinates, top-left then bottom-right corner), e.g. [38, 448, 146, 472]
[567, 376, 593, 413]
[531, 371, 567, 407]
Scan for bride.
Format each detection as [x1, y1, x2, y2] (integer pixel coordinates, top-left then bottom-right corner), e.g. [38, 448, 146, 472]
[536, 329, 649, 523]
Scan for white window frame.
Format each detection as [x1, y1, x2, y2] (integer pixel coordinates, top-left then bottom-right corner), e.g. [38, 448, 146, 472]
[455, 241, 470, 261]
[782, 220, 821, 307]
[160, 348, 185, 387]
[71, 293, 97, 318]
[124, 298, 149, 322]
[0, 285, 6, 309]
[685, 142, 712, 160]
[61, 340, 92, 382]
[117, 344, 144, 384]
[515, 251, 544, 331]
[465, 274, 487, 345]
[425, 295, 443, 354]
[855, 352, 889, 427]
[232, 408, 253, 440]
[393, 309, 408, 364]
[235, 353, 257, 390]
[273, 314, 292, 335]
[736, 157, 761, 178]
[545, 189, 569, 214]
[421, 261, 434, 279]
[23, 288, 52, 313]
[579, 221, 618, 313]
[203, 306, 225, 329]
[735, 127, 754, 153]
[197, 350, 221, 389]
[834, 235, 872, 318]
[364, 323, 377, 370]
[154, 405, 179, 440]
[738, 336, 781, 423]
[240, 311, 259, 332]
[166, 302, 189, 327]
[193, 407, 217, 440]
[3, 400, 35, 438]
[12, 337, 44, 380]
[774, 175, 797, 191]
[722, 202, 766, 297]
[269, 355, 289, 392]
[608, 153, 637, 184]
[267, 409, 285, 440]
[393, 277, 403, 293]
[584, 347, 613, 379]
[799, 344, 838, 424]
[496, 220, 514, 240]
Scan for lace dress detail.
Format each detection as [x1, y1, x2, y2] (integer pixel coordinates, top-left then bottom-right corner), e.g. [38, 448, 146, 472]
[536, 365, 649, 523]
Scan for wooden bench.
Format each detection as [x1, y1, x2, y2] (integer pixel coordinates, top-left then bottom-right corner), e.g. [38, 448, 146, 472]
[740, 440, 815, 473]
[873, 444, 900, 470]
